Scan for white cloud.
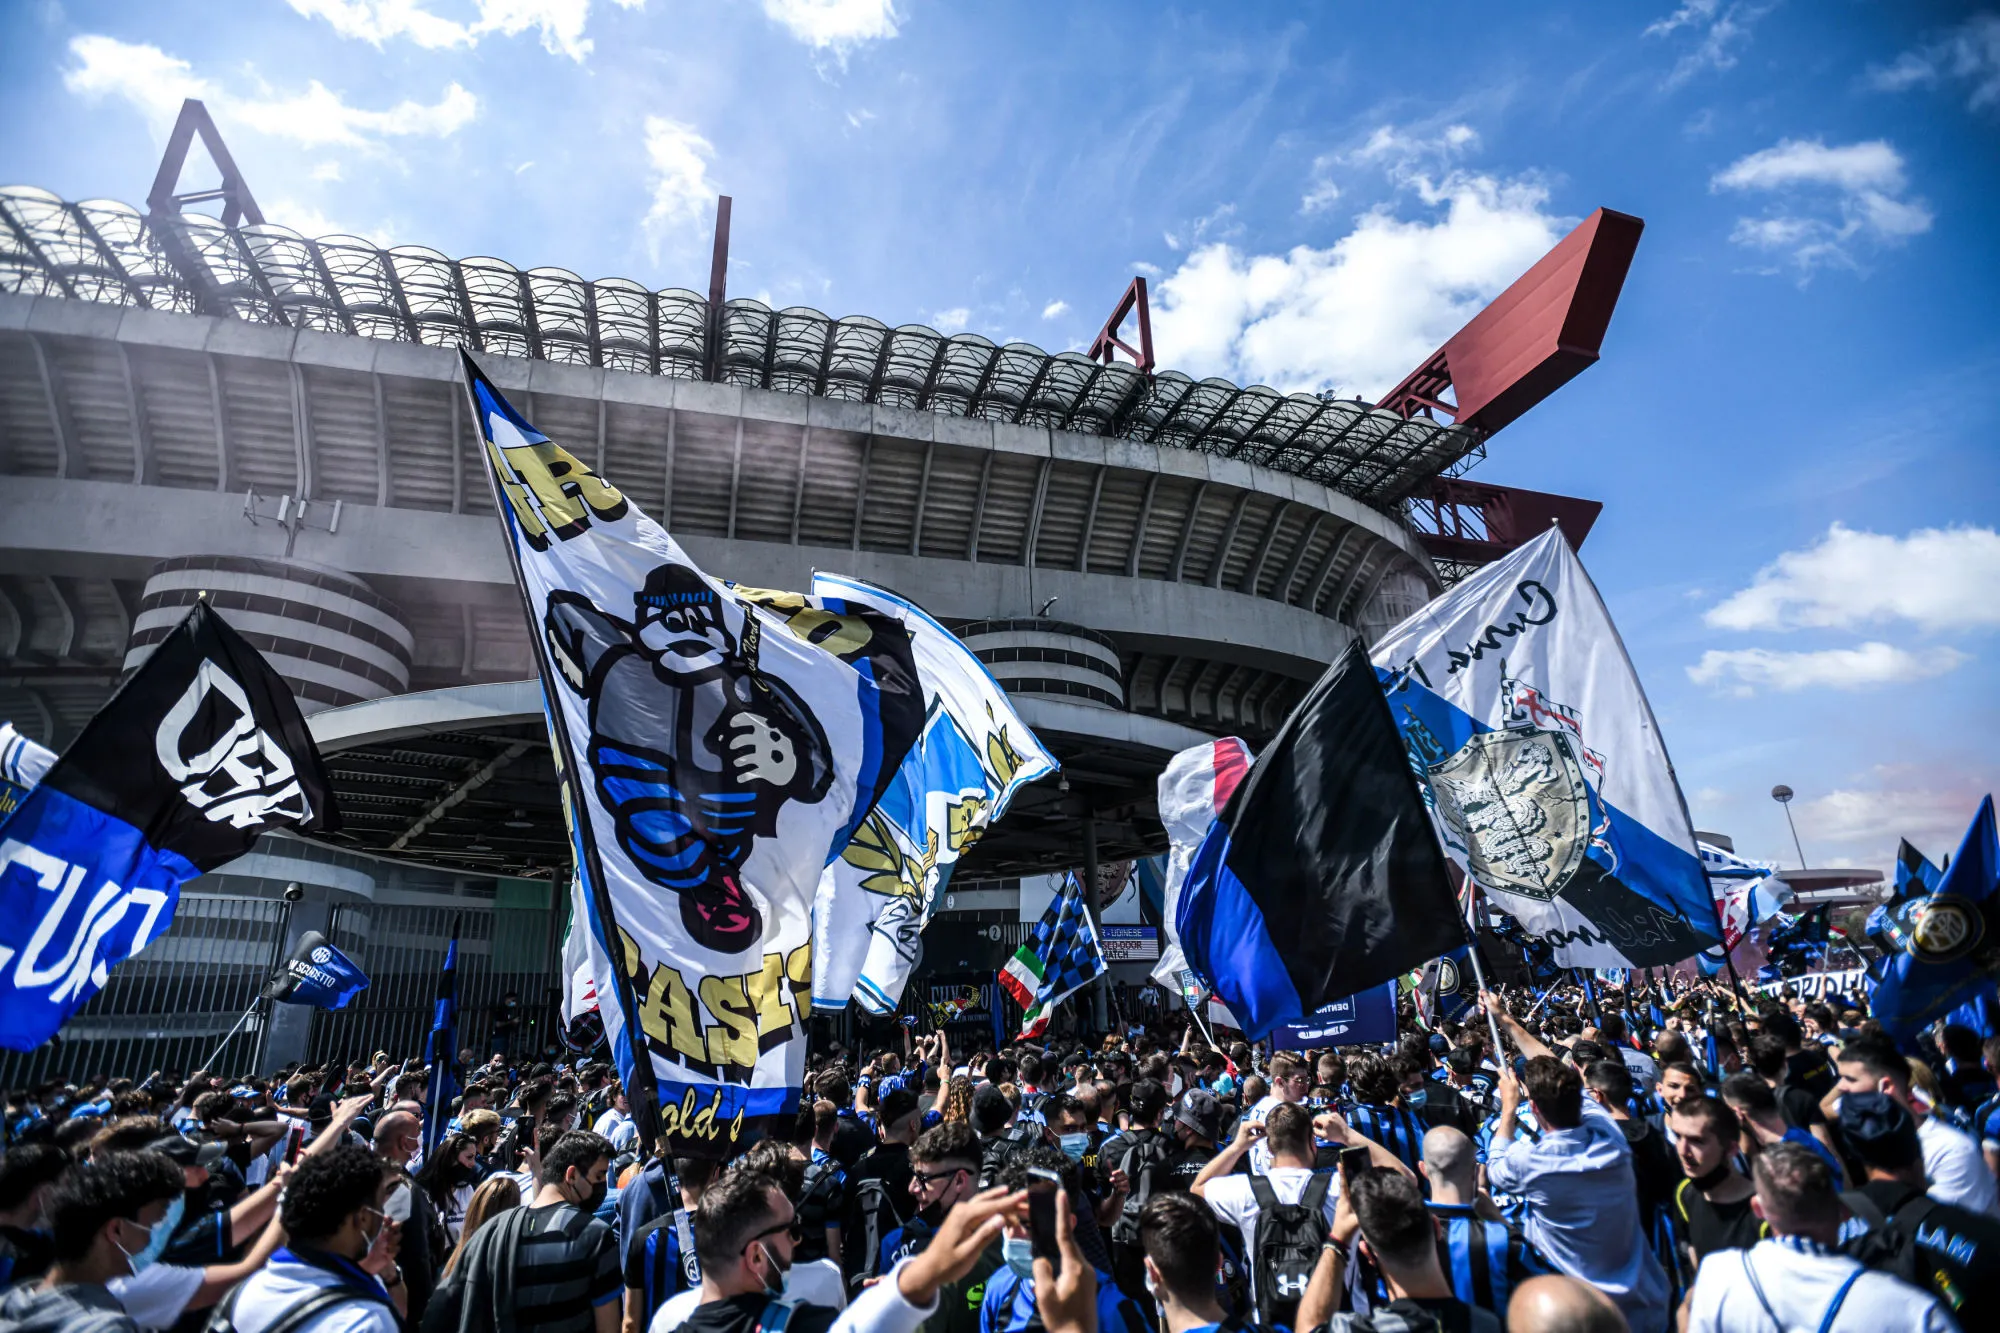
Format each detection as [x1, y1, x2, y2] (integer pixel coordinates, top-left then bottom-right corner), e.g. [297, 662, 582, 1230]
[240, 81, 479, 148]
[1712, 137, 1932, 273]
[1040, 300, 1068, 320]
[1705, 523, 2000, 633]
[1793, 776, 1995, 873]
[64, 35, 477, 149]
[1686, 642, 1969, 695]
[1865, 14, 2000, 111]
[1643, 1, 1769, 89]
[931, 307, 971, 334]
[1150, 147, 1566, 396]
[310, 161, 344, 182]
[1712, 138, 1906, 193]
[286, 0, 642, 62]
[1299, 152, 1342, 216]
[62, 34, 210, 124]
[641, 117, 719, 260]
[285, 0, 474, 50]
[762, 0, 899, 54]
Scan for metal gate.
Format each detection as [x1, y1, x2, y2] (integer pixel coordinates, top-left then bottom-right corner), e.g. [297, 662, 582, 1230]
[304, 889, 559, 1066]
[0, 893, 291, 1088]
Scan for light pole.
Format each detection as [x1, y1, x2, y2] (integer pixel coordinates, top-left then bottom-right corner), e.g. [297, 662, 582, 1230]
[1771, 785, 1808, 869]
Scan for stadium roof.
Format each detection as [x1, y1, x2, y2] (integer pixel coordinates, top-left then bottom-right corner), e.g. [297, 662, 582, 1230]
[0, 186, 1485, 510]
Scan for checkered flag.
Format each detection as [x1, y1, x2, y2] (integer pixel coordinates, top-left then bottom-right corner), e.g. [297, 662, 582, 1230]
[999, 874, 1106, 1037]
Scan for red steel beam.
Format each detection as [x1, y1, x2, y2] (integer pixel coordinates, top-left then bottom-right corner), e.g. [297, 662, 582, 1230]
[1378, 207, 1643, 436]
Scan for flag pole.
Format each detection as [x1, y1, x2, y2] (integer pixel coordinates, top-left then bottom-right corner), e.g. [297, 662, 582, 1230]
[202, 1001, 262, 1073]
[1455, 880, 1509, 1068]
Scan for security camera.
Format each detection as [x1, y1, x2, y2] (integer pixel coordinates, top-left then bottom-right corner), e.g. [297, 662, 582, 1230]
[282, 882, 304, 902]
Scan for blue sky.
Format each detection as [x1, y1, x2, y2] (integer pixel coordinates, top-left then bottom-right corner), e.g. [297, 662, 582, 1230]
[4, 0, 1997, 874]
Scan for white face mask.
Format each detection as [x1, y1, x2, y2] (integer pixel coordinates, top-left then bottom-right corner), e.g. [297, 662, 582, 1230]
[756, 1241, 790, 1296]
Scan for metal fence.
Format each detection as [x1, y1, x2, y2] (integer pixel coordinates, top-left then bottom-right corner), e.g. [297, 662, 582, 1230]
[0, 893, 291, 1088]
[305, 896, 560, 1067]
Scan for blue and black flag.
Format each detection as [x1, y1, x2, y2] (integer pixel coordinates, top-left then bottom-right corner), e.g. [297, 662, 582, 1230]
[0, 602, 335, 1051]
[1869, 796, 1999, 1038]
[1895, 839, 1943, 897]
[262, 930, 369, 1010]
[424, 921, 461, 1153]
[1176, 640, 1464, 1039]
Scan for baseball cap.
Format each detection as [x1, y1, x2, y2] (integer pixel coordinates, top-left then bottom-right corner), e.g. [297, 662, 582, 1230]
[972, 1084, 1014, 1135]
[1173, 1089, 1223, 1142]
[145, 1134, 227, 1170]
[1838, 1091, 1922, 1170]
[1428, 1033, 1451, 1056]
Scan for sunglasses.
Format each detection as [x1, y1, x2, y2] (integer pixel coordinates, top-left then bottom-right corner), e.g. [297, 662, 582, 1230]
[912, 1167, 968, 1186]
[747, 1216, 804, 1246]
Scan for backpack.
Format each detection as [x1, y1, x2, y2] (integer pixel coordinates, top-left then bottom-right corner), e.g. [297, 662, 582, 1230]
[1110, 1129, 1174, 1247]
[207, 1279, 391, 1333]
[1839, 1189, 1939, 1288]
[1249, 1172, 1332, 1329]
[843, 1154, 906, 1291]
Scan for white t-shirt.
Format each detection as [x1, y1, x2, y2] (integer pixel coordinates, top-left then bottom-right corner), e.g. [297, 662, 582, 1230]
[594, 1107, 640, 1152]
[1684, 1236, 1954, 1333]
[1200, 1167, 1338, 1305]
[649, 1258, 847, 1333]
[1919, 1114, 2000, 1216]
[110, 1263, 205, 1330]
[228, 1254, 400, 1333]
[1243, 1093, 1286, 1174]
[1618, 1046, 1660, 1093]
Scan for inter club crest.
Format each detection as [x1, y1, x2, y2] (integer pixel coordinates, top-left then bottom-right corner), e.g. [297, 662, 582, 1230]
[1427, 727, 1591, 903]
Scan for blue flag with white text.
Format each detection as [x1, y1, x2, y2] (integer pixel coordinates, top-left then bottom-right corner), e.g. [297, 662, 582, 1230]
[0, 604, 335, 1052]
[263, 930, 369, 1010]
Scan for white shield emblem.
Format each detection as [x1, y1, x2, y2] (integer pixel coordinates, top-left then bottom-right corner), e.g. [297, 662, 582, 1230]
[1428, 728, 1590, 903]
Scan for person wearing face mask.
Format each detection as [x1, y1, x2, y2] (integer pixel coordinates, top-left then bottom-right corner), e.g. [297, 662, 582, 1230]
[0, 1144, 72, 1289]
[422, 1133, 606, 1333]
[214, 1145, 404, 1333]
[0, 1150, 182, 1333]
[648, 1163, 1031, 1333]
[981, 1147, 1140, 1333]
[374, 1109, 441, 1323]
[877, 1125, 984, 1283]
[1132, 1194, 1230, 1333]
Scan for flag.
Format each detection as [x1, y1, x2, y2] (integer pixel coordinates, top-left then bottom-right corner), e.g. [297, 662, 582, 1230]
[1713, 872, 1794, 954]
[0, 722, 56, 830]
[1150, 738, 1253, 989]
[0, 602, 335, 1052]
[465, 354, 916, 1156]
[423, 923, 459, 1153]
[262, 930, 369, 1009]
[1415, 945, 1479, 1027]
[1866, 795, 1999, 1038]
[1175, 640, 1464, 1040]
[1002, 875, 1106, 1039]
[1895, 839, 1943, 897]
[802, 572, 1055, 1016]
[1372, 526, 1719, 969]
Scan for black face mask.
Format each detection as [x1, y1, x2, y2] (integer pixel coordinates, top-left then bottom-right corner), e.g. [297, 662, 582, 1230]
[578, 1178, 608, 1214]
[917, 1200, 947, 1229]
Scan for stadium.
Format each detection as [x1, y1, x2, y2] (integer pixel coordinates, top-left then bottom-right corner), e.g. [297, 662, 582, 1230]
[0, 103, 1633, 1078]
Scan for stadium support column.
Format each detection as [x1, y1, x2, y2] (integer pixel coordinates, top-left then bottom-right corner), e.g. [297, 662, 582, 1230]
[1083, 807, 1108, 1034]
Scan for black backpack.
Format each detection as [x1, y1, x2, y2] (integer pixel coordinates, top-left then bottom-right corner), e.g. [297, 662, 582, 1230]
[1110, 1129, 1174, 1247]
[1249, 1173, 1332, 1329]
[843, 1154, 906, 1291]
[1839, 1189, 1939, 1288]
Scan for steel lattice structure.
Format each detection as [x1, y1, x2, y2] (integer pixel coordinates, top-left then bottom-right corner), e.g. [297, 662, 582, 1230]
[0, 186, 1484, 509]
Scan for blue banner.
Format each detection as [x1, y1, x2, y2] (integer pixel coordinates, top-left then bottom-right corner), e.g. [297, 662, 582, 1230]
[1271, 981, 1399, 1050]
[265, 931, 369, 1010]
[0, 604, 334, 1052]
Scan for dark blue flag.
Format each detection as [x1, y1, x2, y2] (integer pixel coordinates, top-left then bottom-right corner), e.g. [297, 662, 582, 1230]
[1417, 946, 1479, 1027]
[1868, 795, 1999, 1039]
[1896, 839, 1943, 897]
[1176, 641, 1462, 1039]
[262, 930, 369, 1010]
[0, 603, 335, 1052]
[424, 923, 460, 1153]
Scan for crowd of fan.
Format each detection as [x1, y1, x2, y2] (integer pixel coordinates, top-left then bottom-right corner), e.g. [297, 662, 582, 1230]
[0, 975, 1997, 1333]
